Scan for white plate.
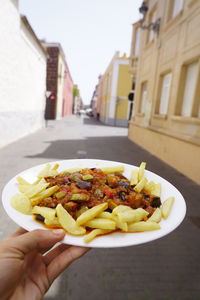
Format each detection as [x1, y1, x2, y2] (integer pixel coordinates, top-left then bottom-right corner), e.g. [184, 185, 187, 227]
[2, 159, 186, 248]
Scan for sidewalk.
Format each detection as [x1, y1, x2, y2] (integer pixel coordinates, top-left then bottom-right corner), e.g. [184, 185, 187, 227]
[0, 115, 200, 300]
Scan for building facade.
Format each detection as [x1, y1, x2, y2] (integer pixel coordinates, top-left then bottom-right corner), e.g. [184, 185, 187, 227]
[128, 0, 200, 184]
[97, 52, 132, 127]
[90, 75, 101, 119]
[42, 42, 73, 120]
[0, 0, 47, 148]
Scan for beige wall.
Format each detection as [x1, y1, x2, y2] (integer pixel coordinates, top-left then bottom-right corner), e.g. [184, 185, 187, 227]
[128, 0, 200, 184]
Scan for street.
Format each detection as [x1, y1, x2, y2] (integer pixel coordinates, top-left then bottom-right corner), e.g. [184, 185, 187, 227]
[0, 115, 200, 300]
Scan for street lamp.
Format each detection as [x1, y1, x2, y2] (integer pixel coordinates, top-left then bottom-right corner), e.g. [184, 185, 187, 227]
[139, 1, 161, 34]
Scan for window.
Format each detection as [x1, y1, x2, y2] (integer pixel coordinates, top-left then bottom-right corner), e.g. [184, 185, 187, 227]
[134, 27, 141, 56]
[181, 62, 198, 117]
[158, 73, 172, 115]
[140, 82, 147, 113]
[168, 0, 184, 20]
[172, 0, 184, 18]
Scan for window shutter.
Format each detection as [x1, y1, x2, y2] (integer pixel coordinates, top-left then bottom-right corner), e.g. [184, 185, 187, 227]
[159, 73, 172, 115]
[141, 82, 147, 113]
[181, 62, 198, 117]
[172, 0, 184, 18]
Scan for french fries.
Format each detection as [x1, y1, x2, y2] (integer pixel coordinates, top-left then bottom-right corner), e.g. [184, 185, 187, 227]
[161, 197, 174, 219]
[100, 165, 125, 174]
[10, 194, 32, 214]
[32, 206, 56, 221]
[84, 218, 116, 230]
[128, 221, 160, 232]
[37, 163, 59, 178]
[56, 204, 86, 235]
[147, 208, 162, 223]
[76, 203, 108, 226]
[84, 229, 112, 243]
[130, 169, 139, 185]
[134, 177, 148, 193]
[10, 162, 175, 244]
[138, 162, 146, 181]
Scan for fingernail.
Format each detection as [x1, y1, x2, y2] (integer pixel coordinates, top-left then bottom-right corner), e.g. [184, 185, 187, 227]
[53, 229, 64, 235]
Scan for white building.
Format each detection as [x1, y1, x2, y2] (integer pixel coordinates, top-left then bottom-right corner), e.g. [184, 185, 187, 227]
[0, 0, 47, 148]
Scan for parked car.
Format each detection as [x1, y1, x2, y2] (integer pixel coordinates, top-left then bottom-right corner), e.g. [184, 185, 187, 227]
[86, 108, 93, 117]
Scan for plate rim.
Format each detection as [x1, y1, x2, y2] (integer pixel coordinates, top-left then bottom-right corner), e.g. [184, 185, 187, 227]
[2, 158, 187, 248]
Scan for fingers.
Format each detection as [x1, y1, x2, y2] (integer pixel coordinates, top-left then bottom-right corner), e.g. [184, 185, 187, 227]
[47, 246, 90, 283]
[44, 244, 70, 265]
[7, 229, 65, 258]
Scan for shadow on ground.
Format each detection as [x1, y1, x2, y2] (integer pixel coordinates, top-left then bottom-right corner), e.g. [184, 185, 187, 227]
[25, 135, 200, 300]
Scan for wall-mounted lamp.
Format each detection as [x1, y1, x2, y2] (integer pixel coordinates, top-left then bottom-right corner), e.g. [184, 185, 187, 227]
[139, 1, 161, 34]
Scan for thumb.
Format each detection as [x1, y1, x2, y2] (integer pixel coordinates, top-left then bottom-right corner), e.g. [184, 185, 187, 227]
[7, 229, 65, 257]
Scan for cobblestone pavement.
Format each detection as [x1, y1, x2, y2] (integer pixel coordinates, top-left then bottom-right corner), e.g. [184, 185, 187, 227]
[0, 115, 200, 300]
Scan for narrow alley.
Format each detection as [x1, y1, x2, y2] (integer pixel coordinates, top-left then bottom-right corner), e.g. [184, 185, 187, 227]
[0, 115, 200, 300]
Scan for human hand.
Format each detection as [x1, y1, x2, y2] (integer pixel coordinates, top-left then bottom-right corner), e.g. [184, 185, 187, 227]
[0, 228, 89, 300]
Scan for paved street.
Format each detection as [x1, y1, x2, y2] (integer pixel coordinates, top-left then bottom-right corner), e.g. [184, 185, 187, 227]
[0, 115, 200, 300]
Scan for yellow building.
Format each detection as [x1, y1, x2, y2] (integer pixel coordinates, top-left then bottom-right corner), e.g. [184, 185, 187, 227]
[128, 0, 200, 184]
[97, 51, 132, 127]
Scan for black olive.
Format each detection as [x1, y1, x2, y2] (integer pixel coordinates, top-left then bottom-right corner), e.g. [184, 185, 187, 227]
[36, 214, 45, 222]
[119, 181, 129, 188]
[76, 180, 92, 189]
[105, 208, 112, 213]
[119, 191, 126, 201]
[151, 197, 161, 207]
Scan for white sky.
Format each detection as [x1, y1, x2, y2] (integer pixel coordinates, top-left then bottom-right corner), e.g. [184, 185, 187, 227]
[19, 0, 142, 104]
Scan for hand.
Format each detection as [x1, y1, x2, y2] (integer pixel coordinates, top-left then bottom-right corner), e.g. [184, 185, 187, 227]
[0, 228, 89, 300]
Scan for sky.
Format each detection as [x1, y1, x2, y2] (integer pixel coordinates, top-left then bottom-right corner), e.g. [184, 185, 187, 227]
[19, 0, 142, 104]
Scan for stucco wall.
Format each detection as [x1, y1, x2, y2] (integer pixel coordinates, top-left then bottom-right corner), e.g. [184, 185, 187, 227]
[128, 122, 200, 185]
[0, 0, 46, 148]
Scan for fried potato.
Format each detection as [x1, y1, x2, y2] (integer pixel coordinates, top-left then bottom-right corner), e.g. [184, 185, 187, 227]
[117, 208, 149, 223]
[130, 169, 139, 185]
[37, 163, 59, 178]
[60, 167, 82, 175]
[56, 204, 86, 235]
[112, 215, 128, 232]
[10, 194, 32, 214]
[51, 163, 59, 170]
[31, 185, 59, 206]
[76, 202, 108, 226]
[84, 229, 112, 243]
[32, 206, 56, 221]
[161, 197, 174, 219]
[100, 165, 125, 174]
[112, 205, 132, 215]
[138, 162, 146, 181]
[144, 181, 155, 193]
[134, 177, 147, 193]
[147, 208, 162, 223]
[128, 221, 160, 232]
[151, 183, 161, 197]
[44, 217, 60, 226]
[19, 178, 49, 198]
[16, 176, 31, 186]
[85, 218, 116, 230]
[98, 212, 113, 219]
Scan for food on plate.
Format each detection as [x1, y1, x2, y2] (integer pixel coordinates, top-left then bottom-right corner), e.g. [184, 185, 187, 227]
[10, 162, 174, 243]
[161, 197, 174, 219]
